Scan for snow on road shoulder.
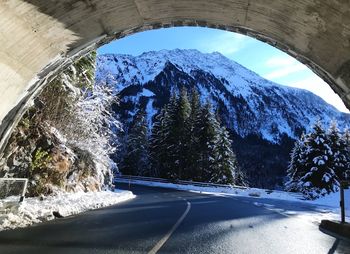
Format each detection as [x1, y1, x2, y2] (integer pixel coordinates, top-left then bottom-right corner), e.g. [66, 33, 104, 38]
[117, 179, 350, 224]
[0, 189, 135, 231]
[116, 179, 302, 201]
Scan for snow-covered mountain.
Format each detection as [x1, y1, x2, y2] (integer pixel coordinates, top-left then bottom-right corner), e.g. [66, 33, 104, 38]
[96, 49, 349, 143]
[95, 49, 350, 188]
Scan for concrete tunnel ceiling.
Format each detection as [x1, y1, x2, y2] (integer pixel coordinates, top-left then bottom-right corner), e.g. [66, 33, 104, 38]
[1, 0, 350, 154]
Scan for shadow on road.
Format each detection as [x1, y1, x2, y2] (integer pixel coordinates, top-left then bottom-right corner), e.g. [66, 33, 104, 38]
[0, 183, 349, 254]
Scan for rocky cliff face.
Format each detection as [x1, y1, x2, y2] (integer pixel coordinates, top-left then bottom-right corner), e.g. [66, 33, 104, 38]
[96, 49, 350, 189]
[0, 53, 115, 196]
[0, 113, 102, 196]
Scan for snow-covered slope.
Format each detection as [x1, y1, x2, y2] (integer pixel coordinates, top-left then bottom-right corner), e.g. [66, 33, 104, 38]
[96, 49, 350, 143]
[96, 49, 264, 95]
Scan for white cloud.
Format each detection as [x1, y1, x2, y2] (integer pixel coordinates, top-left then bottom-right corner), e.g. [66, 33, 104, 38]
[263, 56, 349, 112]
[264, 64, 307, 80]
[287, 75, 349, 113]
[265, 56, 296, 67]
[198, 32, 250, 55]
[263, 56, 307, 80]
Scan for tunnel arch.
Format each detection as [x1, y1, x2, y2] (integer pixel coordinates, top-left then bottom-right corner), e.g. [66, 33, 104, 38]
[1, 0, 350, 155]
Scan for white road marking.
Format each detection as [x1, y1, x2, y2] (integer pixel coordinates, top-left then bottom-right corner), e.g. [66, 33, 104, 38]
[148, 200, 191, 254]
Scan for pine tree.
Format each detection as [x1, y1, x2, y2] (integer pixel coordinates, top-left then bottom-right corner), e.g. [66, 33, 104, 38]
[327, 121, 348, 182]
[213, 126, 236, 184]
[341, 128, 350, 181]
[161, 93, 180, 179]
[343, 128, 350, 147]
[234, 166, 248, 186]
[149, 108, 167, 177]
[150, 92, 180, 179]
[297, 121, 340, 199]
[173, 87, 191, 179]
[122, 109, 150, 176]
[285, 133, 308, 192]
[150, 88, 239, 184]
[342, 128, 350, 181]
[196, 101, 221, 182]
[185, 87, 202, 180]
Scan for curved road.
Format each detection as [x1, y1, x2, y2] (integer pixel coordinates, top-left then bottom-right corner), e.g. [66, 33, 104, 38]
[0, 183, 349, 253]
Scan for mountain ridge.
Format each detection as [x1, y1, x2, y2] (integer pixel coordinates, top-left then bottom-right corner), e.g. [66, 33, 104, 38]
[96, 49, 349, 143]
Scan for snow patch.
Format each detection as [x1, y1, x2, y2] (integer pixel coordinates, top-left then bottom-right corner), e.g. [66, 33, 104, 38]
[145, 98, 157, 130]
[116, 178, 302, 201]
[0, 190, 135, 231]
[141, 88, 155, 97]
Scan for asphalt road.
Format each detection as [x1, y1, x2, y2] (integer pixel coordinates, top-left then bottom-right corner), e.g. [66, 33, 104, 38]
[0, 183, 349, 254]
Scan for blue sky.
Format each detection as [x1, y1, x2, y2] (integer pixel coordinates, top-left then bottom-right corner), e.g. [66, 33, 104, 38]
[98, 27, 348, 113]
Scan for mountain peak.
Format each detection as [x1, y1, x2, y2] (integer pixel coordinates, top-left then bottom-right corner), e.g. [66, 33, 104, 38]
[97, 48, 269, 93]
[96, 48, 349, 143]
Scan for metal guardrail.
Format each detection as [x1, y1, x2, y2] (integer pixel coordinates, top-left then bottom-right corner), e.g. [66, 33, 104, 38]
[115, 175, 303, 198]
[0, 178, 28, 203]
[115, 174, 247, 189]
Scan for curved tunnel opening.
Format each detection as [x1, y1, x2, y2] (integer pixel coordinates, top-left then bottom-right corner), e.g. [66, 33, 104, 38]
[1, 20, 348, 158]
[2, 24, 348, 201]
[1, 1, 350, 251]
